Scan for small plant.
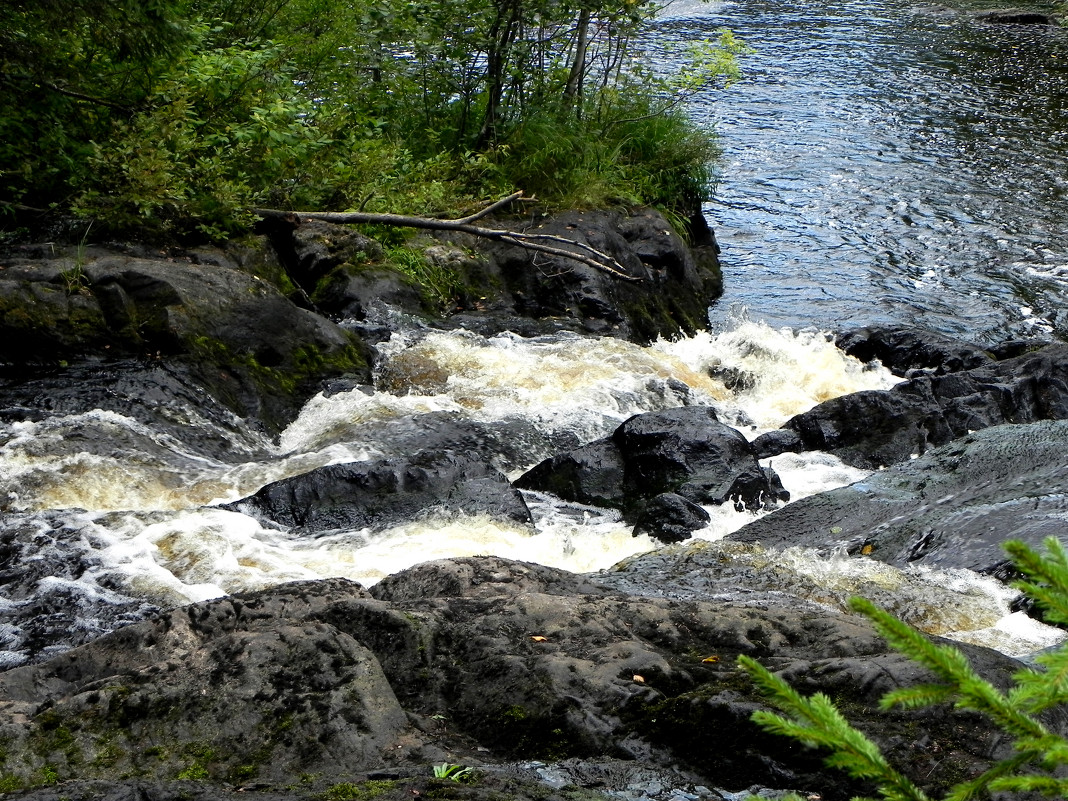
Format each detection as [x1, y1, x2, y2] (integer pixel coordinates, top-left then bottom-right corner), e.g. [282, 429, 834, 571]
[432, 763, 473, 782]
[739, 536, 1068, 800]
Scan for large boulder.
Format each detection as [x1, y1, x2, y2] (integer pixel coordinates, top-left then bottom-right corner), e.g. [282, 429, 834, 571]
[0, 559, 1043, 801]
[732, 419, 1068, 575]
[756, 343, 1068, 469]
[267, 208, 723, 345]
[445, 208, 722, 344]
[222, 452, 532, 534]
[0, 242, 371, 433]
[517, 407, 788, 541]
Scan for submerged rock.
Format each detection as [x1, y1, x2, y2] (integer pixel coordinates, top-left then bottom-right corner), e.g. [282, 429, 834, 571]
[731, 419, 1068, 575]
[517, 407, 788, 541]
[0, 558, 1041, 801]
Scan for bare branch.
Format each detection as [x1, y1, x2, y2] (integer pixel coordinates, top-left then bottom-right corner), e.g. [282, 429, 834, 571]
[253, 192, 641, 282]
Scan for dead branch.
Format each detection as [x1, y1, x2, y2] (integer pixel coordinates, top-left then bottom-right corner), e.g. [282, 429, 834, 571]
[252, 191, 640, 282]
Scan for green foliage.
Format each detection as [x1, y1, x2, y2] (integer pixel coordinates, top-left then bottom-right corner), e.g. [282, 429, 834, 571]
[738, 536, 1068, 800]
[2, 0, 750, 239]
[432, 763, 474, 782]
[385, 245, 467, 314]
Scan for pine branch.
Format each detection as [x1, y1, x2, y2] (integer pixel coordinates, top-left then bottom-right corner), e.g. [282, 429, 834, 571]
[1005, 538, 1068, 627]
[738, 656, 932, 801]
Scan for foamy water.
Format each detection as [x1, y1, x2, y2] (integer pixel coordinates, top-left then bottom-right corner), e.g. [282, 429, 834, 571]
[1, 318, 1061, 665]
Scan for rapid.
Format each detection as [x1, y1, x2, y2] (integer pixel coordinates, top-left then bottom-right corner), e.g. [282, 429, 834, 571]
[4, 0, 1068, 668]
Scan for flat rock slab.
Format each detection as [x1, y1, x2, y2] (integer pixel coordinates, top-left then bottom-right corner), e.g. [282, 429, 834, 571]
[733, 419, 1068, 574]
[0, 558, 1041, 801]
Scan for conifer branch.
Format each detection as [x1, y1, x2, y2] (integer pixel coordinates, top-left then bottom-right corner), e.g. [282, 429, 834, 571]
[741, 538, 1068, 801]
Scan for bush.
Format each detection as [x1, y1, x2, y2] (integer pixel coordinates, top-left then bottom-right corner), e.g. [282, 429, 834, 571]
[739, 536, 1068, 800]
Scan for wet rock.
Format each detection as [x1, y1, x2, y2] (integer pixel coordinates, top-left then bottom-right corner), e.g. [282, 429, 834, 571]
[255, 208, 722, 345]
[516, 408, 785, 537]
[729, 419, 1068, 575]
[769, 343, 1068, 468]
[222, 453, 532, 534]
[0, 559, 1042, 801]
[0, 244, 371, 432]
[631, 493, 711, 543]
[750, 429, 803, 460]
[835, 325, 992, 376]
[0, 511, 162, 668]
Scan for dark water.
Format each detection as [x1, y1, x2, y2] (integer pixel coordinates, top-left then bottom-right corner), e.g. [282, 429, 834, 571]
[652, 0, 1068, 343]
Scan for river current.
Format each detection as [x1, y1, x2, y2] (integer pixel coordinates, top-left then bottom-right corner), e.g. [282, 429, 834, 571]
[3, 0, 1067, 668]
[658, 0, 1068, 341]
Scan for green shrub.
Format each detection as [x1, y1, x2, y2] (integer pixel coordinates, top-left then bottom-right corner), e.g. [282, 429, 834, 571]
[739, 536, 1068, 800]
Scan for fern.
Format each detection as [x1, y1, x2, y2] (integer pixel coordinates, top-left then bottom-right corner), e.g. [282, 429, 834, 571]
[739, 537, 1068, 800]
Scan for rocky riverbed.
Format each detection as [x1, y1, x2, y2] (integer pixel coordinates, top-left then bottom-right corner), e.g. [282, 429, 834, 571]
[1, 209, 1067, 801]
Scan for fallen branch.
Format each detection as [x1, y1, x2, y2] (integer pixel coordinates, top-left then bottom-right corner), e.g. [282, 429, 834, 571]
[253, 191, 640, 282]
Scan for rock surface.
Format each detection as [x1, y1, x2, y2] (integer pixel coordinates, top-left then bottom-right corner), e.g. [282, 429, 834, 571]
[0, 558, 1040, 801]
[222, 453, 532, 534]
[517, 407, 788, 542]
[835, 324, 993, 376]
[732, 419, 1068, 574]
[270, 208, 723, 344]
[0, 241, 371, 433]
[756, 342, 1068, 469]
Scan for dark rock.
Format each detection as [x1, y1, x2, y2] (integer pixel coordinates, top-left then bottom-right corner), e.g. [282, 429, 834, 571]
[976, 9, 1057, 24]
[0, 244, 372, 432]
[222, 453, 532, 534]
[631, 493, 711, 543]
[313, 264, 428, 322]
[835, 325, 992, 376]
[0, 359, 273, 461]
[0, 559, 1045, 801]
[255, 208, 722, 345]
[288, 220, 385, 285]
[514, 438, 628, 509]
[730, 419, 1068, 574]
[750, 428, 803, 459]
[613, 407, 771, 509]
[782, 343, 1068, 468]
[436, 208, 722, 344]
[517, 407, 780, 522]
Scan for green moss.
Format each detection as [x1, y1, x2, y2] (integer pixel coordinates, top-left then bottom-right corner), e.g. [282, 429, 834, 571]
[323, 780, 398, 801]
[37, 764, 60, 785]
[0, 774, 22, 793]
[174, 742, 216, 781]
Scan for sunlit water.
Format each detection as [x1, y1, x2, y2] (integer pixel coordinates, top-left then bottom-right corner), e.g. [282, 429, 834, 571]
[654, 0, 1068, 341]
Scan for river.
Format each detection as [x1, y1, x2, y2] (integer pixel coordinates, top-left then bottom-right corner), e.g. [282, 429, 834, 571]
[657, 0, 1068, 341]
[2, 0, 1067, 669]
